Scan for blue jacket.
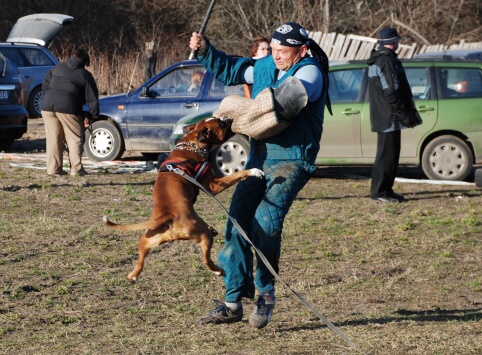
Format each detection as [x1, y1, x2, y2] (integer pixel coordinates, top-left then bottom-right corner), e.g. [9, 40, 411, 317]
[367, 45, 414, 132]
[197, 45, 326, 165]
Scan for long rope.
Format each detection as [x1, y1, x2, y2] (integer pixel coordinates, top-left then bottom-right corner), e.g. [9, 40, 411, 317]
[174, 168, 362, 352]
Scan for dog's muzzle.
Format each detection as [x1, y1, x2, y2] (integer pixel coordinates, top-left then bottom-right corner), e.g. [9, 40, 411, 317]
[219, 117, 233, 130]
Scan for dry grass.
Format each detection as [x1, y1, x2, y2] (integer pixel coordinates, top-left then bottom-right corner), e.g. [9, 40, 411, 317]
[53, 44, 188, 96]
[0, 156, 481, 354]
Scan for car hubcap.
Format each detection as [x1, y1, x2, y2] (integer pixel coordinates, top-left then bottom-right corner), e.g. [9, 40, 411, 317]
[214, 141, 247, 175]
[90, 129, 113, 158]
[429, 143, 466, 178]
[34, 91, 43, 116]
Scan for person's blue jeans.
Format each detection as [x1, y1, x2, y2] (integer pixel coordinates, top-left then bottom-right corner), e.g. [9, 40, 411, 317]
[218, 158, 312, 302]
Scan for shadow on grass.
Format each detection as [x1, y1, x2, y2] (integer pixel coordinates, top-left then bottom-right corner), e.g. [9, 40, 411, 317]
[278, 307, 482, 332]
[295, 188, 482, 202]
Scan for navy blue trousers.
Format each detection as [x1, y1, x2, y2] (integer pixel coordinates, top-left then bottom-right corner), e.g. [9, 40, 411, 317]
[370, 130, 401, 198]
[218, 158, 312, 302]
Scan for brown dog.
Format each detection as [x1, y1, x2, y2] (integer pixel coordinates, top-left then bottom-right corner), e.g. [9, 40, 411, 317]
[103, 117, 264, 282]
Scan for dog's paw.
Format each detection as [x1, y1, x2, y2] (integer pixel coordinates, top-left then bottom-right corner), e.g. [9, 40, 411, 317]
[126, 275, 137, 283]
[248, 168, 265, 179]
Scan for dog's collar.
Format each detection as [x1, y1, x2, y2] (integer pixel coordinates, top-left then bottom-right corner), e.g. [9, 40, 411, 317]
[174, 142, 209, 159]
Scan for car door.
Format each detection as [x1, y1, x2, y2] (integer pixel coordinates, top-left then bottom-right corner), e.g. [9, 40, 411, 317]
[124, 65, 207, 151]
[317, 66, 366, 160]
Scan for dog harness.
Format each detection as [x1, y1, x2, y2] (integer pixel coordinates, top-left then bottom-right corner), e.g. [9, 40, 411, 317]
[159, 158, 210, 181]
[158, 158, 211, 203]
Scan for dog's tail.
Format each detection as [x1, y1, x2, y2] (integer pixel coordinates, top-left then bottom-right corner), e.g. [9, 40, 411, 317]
[102, 215, 171, 231]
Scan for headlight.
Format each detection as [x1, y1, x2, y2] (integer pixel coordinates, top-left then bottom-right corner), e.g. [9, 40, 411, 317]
[172, 124, 187, 135]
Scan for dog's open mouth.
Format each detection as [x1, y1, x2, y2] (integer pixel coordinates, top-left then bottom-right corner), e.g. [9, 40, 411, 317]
[220, 118, 234, 139]
[221, 118, 233, 130]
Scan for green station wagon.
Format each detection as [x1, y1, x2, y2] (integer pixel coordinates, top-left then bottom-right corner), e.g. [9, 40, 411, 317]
[170, 58, 482, 181]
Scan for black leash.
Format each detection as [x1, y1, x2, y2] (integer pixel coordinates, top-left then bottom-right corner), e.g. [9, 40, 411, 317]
[173, 168, 362, 352]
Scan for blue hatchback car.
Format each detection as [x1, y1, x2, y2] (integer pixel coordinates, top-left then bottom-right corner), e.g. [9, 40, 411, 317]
[84, 60, 244, 161]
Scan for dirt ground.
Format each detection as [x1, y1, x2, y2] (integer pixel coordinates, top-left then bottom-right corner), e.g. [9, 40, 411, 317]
[1, 118, 481, 354]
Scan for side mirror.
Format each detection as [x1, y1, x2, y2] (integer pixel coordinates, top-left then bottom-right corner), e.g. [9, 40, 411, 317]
[140, 86, 149, 97]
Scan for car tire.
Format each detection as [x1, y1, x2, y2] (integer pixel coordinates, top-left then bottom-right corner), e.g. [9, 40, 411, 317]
[0, 138, 15, 151]
[27, 86, 43, 118]
[84, 120, 125, 161]
[475, 168, 482, 188]
[210, 134, 250, 177]
[422, 135, 473, 181]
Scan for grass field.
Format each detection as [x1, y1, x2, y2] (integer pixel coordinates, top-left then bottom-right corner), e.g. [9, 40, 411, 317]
[0, 158, 481, 354]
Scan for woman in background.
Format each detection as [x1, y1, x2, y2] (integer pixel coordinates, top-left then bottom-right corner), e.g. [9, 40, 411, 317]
[245, 36, 270, 97]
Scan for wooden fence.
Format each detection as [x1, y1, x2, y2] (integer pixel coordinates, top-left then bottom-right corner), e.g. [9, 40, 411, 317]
[308, 31, 482, 60]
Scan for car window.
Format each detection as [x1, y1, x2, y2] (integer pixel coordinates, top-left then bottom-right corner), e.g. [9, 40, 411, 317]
[441, 68, 482, 98]
[148, 65, 205, 97]
[207, 78, 244, 98]
[19, 48, 54, 66]
[405, 67, 432, 100]
[439, 67, 482, 98]
[328, 68, 365, 102]
[0, 48, 26, 67]
[0, 54, 6, 75]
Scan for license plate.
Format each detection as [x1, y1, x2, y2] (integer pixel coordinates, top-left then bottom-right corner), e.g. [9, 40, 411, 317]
[0, 91, 7, 100]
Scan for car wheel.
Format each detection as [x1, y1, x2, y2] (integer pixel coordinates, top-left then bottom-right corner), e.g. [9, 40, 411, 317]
[27, 86, 43, 118]
[422, 135, 473, 181]
[84, 120, 125, 161]
[210, 134, 250, 177]
[0, 138, 15, 151]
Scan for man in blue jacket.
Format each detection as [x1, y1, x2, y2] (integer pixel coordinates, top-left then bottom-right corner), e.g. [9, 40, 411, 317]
[367, 28, 418, 202]
[190, 22, 329, 329]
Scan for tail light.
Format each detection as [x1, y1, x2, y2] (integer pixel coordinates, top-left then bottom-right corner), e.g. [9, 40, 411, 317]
[19, 81, 24, 105]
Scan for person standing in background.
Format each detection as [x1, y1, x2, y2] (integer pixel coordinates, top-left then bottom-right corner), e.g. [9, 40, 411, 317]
[367, 27, 418, 203]
[41, 48, 99, 176]
[244, 36, 270, 98]
[250, 35, 270, 59]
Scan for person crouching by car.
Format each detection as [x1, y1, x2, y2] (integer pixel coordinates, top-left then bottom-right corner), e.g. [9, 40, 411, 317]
[41, 48, 99, 176]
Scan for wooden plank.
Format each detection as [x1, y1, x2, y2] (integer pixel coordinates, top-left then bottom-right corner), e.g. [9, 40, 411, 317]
[354, 41, 374, 59]
[311, 31, 322, 45]
[346, 34, 377, 43]
[330, 34, 346, 60]
[344, 38, 361, 60]
[322, 33, 336, 57]
[403, 43, 417, 58]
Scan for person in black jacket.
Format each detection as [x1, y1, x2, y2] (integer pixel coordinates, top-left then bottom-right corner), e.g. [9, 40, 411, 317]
[367, 28, 415, 203]
[41, 48, 99, 176]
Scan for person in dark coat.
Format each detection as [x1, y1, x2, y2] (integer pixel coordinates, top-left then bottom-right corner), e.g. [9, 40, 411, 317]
[367, 28, 416, 203]
[41, 48, 99, 176]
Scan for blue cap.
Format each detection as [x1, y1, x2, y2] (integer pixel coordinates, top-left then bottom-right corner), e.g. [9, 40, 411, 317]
[377, 27, 402, 45]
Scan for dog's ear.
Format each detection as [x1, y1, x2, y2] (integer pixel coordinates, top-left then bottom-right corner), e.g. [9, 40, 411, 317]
[198, 127, 212, 142]
[183, 124, 197, 134]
